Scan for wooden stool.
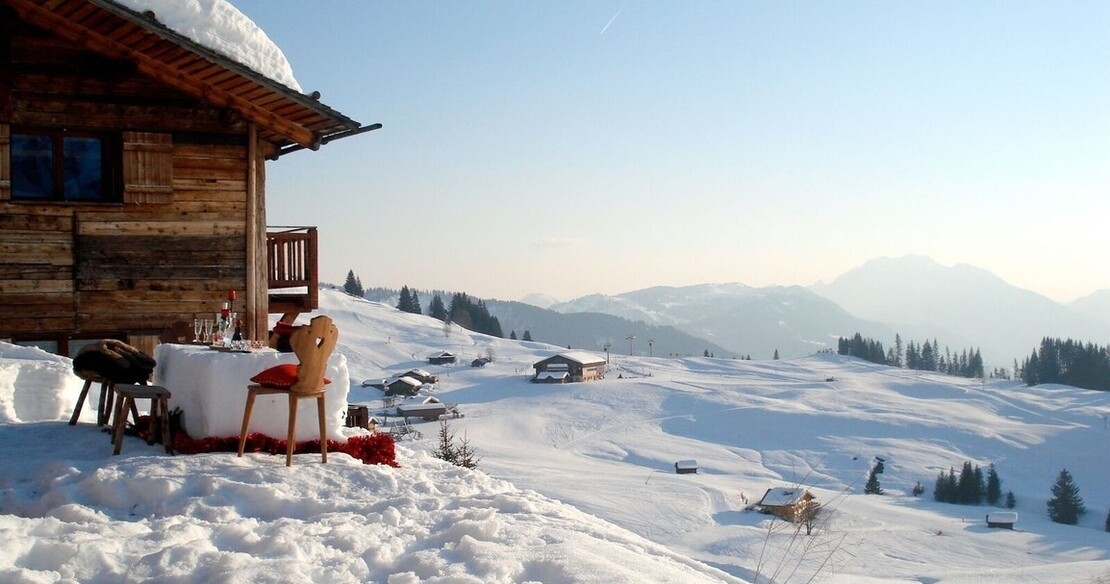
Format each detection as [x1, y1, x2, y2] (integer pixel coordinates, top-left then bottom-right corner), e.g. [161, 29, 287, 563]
[110, 384, 173, 455]
[69, 371, 117, 426]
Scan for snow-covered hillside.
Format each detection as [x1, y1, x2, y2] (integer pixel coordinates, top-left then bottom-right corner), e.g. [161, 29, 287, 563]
[2, 288, 1109, 583]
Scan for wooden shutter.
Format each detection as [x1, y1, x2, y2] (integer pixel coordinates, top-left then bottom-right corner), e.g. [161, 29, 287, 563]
[0, 124, 9, 201]
[122, 131, 173, 204]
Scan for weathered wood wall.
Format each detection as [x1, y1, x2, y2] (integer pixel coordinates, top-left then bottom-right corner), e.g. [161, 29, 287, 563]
[0, 10, 267, 352]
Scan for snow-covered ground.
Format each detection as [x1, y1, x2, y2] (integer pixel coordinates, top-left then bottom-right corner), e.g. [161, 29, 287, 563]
[2, 288, 1109, 583]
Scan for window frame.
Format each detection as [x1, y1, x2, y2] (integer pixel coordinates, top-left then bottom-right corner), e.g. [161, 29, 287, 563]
[9, 127, 122, 203]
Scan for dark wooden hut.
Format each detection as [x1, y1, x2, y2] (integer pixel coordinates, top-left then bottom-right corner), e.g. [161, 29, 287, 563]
[0, 0, 378, 355]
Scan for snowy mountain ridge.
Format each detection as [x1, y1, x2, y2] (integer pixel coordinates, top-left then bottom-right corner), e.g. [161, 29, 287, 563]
[534, 256, 1110, 365]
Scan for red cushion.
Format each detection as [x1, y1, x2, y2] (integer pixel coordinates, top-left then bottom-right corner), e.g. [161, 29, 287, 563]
[250, 364, 331, 388]
[273, 322, 298, 335]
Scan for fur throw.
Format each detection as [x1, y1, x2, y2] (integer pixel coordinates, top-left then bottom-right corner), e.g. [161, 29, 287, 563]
[73, 339, 156, 384]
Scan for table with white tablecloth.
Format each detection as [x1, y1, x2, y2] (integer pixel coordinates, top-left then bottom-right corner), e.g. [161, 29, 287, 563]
[153, 344, 350, 441]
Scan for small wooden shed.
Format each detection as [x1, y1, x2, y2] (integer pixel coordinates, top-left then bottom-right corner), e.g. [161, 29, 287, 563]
[985, 512, 1017, 529]
[675, 460, 698, 474]
[532, 352, 606, 383]
[428, 351, 457, 365]
[757, 487, 817, 523]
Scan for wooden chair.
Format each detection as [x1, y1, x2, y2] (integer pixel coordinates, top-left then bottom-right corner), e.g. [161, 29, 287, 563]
[110, 384, 173, 455]
[237, 315, 338, 466]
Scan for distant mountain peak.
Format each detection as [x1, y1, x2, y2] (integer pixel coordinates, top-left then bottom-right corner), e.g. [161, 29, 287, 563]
[520, 293, 560, 309]
[813, 255, 1109, 363]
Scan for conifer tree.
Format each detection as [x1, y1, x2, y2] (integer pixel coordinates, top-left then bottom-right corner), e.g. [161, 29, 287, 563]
[773, 349, 779, 360]
[944, 467, 958, 503]
[1105, 508, 1110, 533]
[455, 432, 480, 469]
[957, 461, 981, 504]
[433, 421, 458, 465]
[973, 465, 985, 504]
[921, 340, 937, 371]
[428, 294, 447, 321]
[522, 330, 532, 342]
[395, 286, 424, 315]
[1047, 468, 1086, 525]
[985, 463, 1002, 506]
[343, 270, 364, 297]
[934, 469, 952, 503]
[969, 349, 984, 378]
[905, 341, 920, 370]
[510, 330, 517, 340]
[397, 286, 413, 312]
[1005, 491, 1016, 509]
[864, 468, 883, 495]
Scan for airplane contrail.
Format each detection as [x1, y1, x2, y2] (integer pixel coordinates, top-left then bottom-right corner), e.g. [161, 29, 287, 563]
[600, 2, 627, 35]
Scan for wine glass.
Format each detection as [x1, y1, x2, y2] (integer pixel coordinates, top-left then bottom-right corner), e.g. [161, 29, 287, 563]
[203, 319, 213, 344]
[193, 318, 203, 343]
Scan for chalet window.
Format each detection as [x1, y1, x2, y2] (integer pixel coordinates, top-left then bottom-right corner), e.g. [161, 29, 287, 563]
[9, 128, 120, 202]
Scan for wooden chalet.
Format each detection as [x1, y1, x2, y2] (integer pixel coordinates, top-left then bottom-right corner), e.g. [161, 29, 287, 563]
[532, 351, 606, 383]
[383, 376, 421, 397]
[0, 0, 379, 356]
[756, 487, 818, 523]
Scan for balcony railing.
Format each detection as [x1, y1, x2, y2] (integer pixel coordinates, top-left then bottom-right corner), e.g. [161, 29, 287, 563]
[266, 226, 318, 315]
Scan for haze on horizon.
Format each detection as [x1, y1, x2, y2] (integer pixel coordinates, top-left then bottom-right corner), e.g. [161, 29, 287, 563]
[234, 1, 1110, 304]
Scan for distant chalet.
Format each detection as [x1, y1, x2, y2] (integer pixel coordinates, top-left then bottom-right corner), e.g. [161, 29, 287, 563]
[427, 352, 457, 365]
[532, 352, 606, 383]
[757, 487, 817, 523]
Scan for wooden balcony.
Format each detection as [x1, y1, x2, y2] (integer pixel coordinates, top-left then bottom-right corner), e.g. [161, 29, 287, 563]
[266, 226, 318, 317]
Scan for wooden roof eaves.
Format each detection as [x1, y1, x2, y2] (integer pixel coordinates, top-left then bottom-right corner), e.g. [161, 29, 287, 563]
[86, 0, 361, 130]
[5, 0, 364, 148]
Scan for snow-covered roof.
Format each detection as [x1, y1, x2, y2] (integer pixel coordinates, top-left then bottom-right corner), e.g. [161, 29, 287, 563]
[114, 0, 301, 91]
[563, 351, 605, 365]
[535, 351, 606, 367]
[389, 377, 422, 388]
[536, 371, 570, 380]
[758, 487, 812, 507]
[397, 403, 447, 414]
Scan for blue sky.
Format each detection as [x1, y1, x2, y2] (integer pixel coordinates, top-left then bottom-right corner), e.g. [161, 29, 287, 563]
[234, 1, 1109, 303]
